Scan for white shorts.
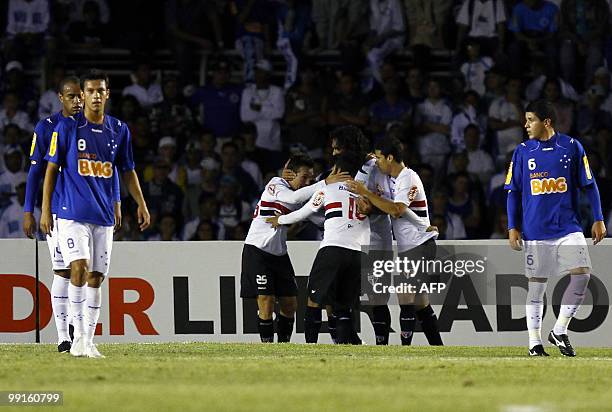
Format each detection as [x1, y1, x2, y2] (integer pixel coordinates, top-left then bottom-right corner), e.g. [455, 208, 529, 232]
[524, 232, 592, 279]
[56, 218, 114, 276]
[46, 214, 69, 271]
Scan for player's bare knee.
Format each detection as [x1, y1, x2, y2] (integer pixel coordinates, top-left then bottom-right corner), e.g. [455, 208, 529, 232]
[54, 269, 71, 280]
[529, 277, 548, 283]
[569, 267, 590, 277]
[278, 297, 297, 317]
[257, 295, 275, 319]
[306, 298, 320, 308]
[70, 260, 88, 285]
[87, 271, 105, 288]
[398, 293, 415, 305]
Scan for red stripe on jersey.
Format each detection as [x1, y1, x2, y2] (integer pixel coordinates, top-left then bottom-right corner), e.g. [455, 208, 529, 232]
[409, 200, 426, 208]
[325, 202, 342, 211]
[260, 201, 291, 214]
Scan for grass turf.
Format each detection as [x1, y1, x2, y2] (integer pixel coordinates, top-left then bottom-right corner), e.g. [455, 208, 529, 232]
[1, 344, 611, 412]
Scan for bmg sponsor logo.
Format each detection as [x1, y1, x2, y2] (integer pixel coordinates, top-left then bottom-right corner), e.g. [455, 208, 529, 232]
[530, 177, 567, 195]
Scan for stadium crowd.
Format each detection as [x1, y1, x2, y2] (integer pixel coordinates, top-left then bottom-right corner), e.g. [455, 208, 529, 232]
[0, 0, 612, 241]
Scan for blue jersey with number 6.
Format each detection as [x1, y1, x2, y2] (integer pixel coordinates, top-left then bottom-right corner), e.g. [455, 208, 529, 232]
[504, 133, 595, 240]
[45, 112, 135, 226]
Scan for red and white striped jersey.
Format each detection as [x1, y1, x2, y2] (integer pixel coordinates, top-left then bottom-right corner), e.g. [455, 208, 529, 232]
[245, 177, 325, 255]
[356, 158, 393, 249]
[390, 167, 437, 252]
[279, 182, 370, 252]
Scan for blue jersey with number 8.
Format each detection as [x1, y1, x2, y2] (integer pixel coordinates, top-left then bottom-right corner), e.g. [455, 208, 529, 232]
[45, 112, 135, 226]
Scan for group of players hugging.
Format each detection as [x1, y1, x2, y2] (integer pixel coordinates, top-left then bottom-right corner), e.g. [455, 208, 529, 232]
[240, 99, 606, 357]
[241, 124, 445, 347]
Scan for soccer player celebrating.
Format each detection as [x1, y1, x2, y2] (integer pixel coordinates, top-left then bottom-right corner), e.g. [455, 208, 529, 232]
[283, 126, 369, 344]
[40, 70, 150, 358]
[347, 136, 443, 346]
[355, 154, 393, 345]
[505, 100, 606, 357]
[267, 153, 371, 344]
[241, 154, 348, 343]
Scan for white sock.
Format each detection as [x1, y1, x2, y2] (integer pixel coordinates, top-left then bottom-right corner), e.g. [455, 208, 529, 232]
[68, 284, 86, 338]
[85, 286, 102, 345]
[51, 275, 70, 343]
[554, 274, 590, 335]
[526, 281, 546, 349]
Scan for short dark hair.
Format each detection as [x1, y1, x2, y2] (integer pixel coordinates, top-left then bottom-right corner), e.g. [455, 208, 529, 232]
[330, 125, 370, 159]
[80, 69, 110, 89]
[58, 76, 80, 93]
[221, 141, 238, 152]
[373, 136, 403, 163]
[526, 99, 557, 124]
[334, 152, 361, 177]
[463, 123, 480, 135]
[286, 153, 314, 172]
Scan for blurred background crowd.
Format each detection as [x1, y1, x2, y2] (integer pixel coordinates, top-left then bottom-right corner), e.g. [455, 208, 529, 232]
[0, 0, 611, 241]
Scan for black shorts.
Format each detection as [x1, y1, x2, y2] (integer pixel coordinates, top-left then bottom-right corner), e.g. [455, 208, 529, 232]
[307, 246, 366, 309]
[397, 238, 438, 292]
[362, 249, 394, 306]
[240, 244, 297, 298]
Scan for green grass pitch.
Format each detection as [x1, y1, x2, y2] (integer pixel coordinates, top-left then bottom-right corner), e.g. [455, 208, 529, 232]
[1, 343, 611, 411]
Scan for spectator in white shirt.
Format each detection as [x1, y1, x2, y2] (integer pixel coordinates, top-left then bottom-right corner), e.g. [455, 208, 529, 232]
[0, 146, 27, 209]
[430, 189, 467, 240]
[460, 40, 494, 96]
[37, 66, 65, 119]
[450, 90, 487, 151]
[122, 62, 164, 109]
[182, 195, 225, 241]
[240, 59, 285, 173]
[487, 77, 525, 163]
[4, 0, 52, 62]
[0, 181, 39, 238]
[365, 0, 405, 89]
[0, 92, 33, 135]
[455, 0, 507, 58]
[233, 134, 263, 190]
[415, 78, 452, 172]
[463, 124, 494, 187]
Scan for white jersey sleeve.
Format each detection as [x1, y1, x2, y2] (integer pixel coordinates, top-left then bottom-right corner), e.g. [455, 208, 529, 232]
[355, 158, 376, 185]
[274, 179, 325, 204]
[245, 177, 312, 256]
[278, 189, 324, 225]
[391, 168, 437, 252]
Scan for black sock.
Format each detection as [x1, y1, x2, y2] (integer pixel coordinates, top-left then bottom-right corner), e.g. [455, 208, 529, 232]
[400, 305, 416, 346]
[258, 316, 274, 343]
[349, 310, 362, 345]
[335, 310, 352, 344]
[276, 314, 295, 343]
[327, 313, 338, 344]
[372, 305, 391, 345]
[417, 304, 443, 346]
[304, 306, 322, 343]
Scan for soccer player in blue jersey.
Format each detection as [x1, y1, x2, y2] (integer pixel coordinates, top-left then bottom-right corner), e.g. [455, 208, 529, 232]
[23, 76, 123, 353]
[40, 70, 150, 358]
[505, 100, 606, 357]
